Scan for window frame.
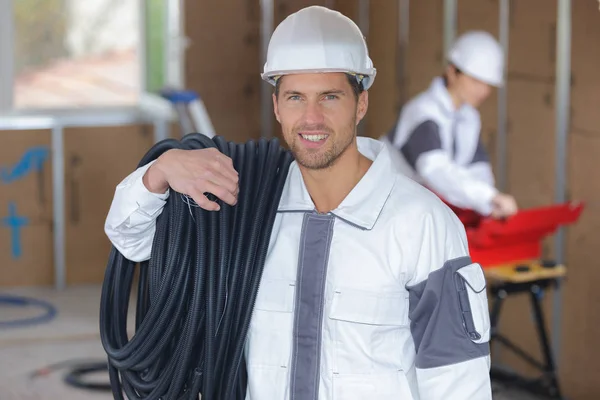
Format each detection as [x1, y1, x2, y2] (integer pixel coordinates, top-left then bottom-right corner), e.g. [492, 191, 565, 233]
[0, 0, 186, 116]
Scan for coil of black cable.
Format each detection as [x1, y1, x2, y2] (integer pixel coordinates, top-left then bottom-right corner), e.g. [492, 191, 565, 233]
[100, 133, 294, 400]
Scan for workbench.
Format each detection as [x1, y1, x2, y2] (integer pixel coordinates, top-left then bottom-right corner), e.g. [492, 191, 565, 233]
[485, 260, 566, 399]
[444, 201, 584, 400]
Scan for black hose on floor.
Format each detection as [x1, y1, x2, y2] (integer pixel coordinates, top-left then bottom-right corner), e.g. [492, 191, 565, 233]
[0, 294, 57, 328]
[30, 359, 111, 392]
[100, 133, 293, 400]
[63, 361, 112, 392]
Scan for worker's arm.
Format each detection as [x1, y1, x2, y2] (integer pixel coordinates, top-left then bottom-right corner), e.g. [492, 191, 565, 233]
[104, 148, 239, 263]
[406, 203, 492, 400]
[465, 137, 495, 186]
[104, 161, 169, 262]
[399, 120, 498, 215]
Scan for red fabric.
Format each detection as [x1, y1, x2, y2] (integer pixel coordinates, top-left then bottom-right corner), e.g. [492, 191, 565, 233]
[438, 196, 585, 267]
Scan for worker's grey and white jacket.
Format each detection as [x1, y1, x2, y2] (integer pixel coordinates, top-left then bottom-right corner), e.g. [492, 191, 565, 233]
[104, 137, 492, 400]
[384, 76, 498, 216]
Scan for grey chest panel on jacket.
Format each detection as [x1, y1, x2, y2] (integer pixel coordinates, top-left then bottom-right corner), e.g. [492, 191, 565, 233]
[290, 213, 335, 400]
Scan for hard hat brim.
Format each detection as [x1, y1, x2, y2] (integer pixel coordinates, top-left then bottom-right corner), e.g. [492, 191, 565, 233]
[261, 68, 377, 90]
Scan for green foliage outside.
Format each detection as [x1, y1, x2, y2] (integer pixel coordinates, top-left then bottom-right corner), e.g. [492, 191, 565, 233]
[145, 0, 166, 93]
[14, 0, 68, 75]
[13, 0, 165, 92]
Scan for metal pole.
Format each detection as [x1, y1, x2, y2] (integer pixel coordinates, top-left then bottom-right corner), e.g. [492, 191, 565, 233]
[496, 0, 510, 191]
[443, 0, 458, 60]
[165, 0, 186, 88]
[260, 0, 274, 139]
[397, 0, 410, 110]
[552, 0, 571, 367]
[0, 0, 15, 112]
[52, 124, 66, 290]
[357, 0, 369, 137]
[358, 0, 370, 37]
[153, 118, 170, 143]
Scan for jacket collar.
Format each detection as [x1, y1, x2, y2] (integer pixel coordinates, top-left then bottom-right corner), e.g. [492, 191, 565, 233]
[428, 76, 476, 119]
[277, 137, 396, 230]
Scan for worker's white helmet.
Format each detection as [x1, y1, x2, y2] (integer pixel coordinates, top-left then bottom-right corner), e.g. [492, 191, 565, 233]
[261, 6, 377, 90]
[447, 31, 505, 87]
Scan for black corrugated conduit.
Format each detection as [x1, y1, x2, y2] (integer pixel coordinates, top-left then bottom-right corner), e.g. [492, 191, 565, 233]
[100, 133, 293, 400]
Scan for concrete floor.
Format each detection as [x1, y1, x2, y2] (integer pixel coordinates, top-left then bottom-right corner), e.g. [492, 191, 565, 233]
[0, 285, 117, 400]
[0, 285, 549, 400]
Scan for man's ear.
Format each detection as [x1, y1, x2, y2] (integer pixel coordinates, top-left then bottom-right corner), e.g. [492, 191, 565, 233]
[272, 93, 281, 123]
[355, 91, 369, 125]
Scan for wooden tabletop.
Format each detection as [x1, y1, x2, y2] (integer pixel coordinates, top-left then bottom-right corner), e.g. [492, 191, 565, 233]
[483, 260, 567, 283]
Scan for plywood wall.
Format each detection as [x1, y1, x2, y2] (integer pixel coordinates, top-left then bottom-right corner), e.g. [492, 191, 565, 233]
[403, 0, 600, 398]
[0, 125, 154, 287]
[63, 125, 154, 284]
[0, 130, 53, 287]
[184, 0, 262, 143]
[561, 1, 600, 398]
[1, 0, 599, 396]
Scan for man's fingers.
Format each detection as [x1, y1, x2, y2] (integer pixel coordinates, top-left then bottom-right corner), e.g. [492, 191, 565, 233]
[188, 188, 220, 211]
[202, 180, 237, 206]
[203, 168, 239, 196]
[212, 154, 239, 182]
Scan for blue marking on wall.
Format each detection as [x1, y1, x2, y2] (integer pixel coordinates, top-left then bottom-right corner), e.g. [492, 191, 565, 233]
[1, 146, 50, 184]
[1, 202, 29, 259]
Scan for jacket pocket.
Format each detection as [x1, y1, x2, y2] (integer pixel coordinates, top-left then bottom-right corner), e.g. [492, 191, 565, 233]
[246, 278, 295, 368]
[328, 287, 410, 376]
[333, 371, 415, 400]
[455, 263, 491, 344]
[329, 286, 409, 326]
[253, 278, 296, 313]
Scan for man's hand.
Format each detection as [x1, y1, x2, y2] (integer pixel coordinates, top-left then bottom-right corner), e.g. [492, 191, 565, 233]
[490, 193, 518, 219]
[143, 148, 239, 211]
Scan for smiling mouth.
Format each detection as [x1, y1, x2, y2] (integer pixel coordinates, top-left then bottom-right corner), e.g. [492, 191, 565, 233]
[299, 133, 329, 142]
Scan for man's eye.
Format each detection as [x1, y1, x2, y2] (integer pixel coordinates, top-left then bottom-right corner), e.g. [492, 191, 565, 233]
[288, 95, 301, 101]
[324, 95, 339, 100]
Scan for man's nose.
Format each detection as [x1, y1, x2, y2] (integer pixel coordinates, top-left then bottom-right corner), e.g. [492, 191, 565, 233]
[303, 101, 325, 125]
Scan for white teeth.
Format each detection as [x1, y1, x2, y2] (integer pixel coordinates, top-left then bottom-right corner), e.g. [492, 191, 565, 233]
[301, 134, 327, 142]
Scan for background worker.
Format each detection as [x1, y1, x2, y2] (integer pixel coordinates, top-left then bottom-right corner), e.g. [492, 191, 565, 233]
[384, 30, 518, 219]
[105, 6, 492, 399]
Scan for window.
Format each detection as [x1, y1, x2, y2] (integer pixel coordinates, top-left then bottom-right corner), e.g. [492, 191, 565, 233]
[0, 0, 179, 112]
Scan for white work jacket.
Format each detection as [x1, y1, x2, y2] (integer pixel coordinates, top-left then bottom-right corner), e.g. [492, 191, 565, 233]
[383, 77, 498, 216]
[105, 136, 492, 400]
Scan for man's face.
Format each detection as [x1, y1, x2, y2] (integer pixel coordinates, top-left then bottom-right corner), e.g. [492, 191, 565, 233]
[273, 72, 368, 170]
[446, 66, 493, 108]
[458, 74, 493, 108]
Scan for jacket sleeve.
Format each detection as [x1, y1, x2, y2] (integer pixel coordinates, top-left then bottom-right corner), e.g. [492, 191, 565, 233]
[398, 120, 498, 216]
[104, 160, 169, 262]
[405, 202, 492, 400]
[465, 138, 495, 187]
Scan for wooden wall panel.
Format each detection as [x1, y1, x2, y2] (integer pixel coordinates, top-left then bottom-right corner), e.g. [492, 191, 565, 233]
[405, 0, 444, 100]
[560, 1, 600, 398]
[403, 0, 599, 397]
[184, 0, 261, 142]
[63, 125, 154, 285]
[364, 0, 400, 139]
[0, 124, 155, 288]
[457, 0, 499, 159]
[507, 0, 557, 83]
[0, 129, 53, 287]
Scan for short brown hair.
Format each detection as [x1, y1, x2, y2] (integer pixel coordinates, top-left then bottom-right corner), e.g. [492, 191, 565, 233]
[274, 73, 365, 100]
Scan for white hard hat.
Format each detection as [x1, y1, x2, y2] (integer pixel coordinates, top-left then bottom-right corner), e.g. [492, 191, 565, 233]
[447, 31, 505, 87]
[261, 6, 377, 90]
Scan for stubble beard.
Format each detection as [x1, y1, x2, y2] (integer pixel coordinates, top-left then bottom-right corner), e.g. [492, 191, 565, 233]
[290, 116, 357, 171]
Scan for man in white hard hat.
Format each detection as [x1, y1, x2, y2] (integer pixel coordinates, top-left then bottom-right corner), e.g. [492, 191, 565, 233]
[384, 30, 518, 219]
[104, 6, 492, 399]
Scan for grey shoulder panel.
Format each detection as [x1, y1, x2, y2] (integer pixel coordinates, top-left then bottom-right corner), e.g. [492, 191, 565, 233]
[401, 120, 442, 169]
[470, 138, 490, 164]
[407, 256, 491, 369]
